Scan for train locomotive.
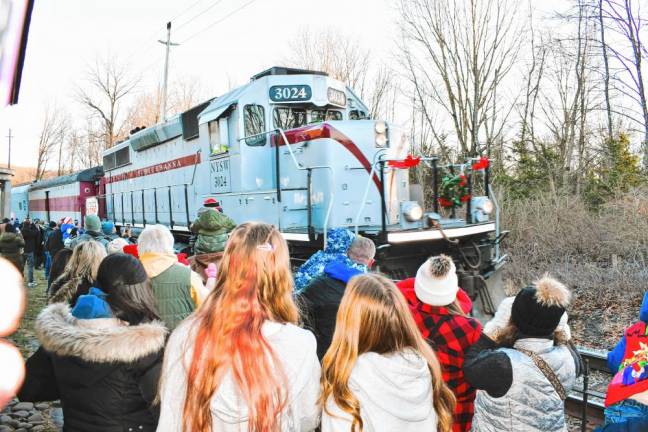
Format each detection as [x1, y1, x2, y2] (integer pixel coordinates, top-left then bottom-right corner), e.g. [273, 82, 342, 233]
[15, 66, 507, 319]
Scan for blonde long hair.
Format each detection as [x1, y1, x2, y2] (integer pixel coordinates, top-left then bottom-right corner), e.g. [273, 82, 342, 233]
[49, 240, 106, 304]
[320, 273, 456, 432]
[182, 222, 299, 432]
[63, 240, 106, 281]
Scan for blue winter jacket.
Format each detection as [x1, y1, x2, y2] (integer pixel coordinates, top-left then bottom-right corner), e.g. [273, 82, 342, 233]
[61, 223, 74, 240]
[293, 228, 367, 291]
[608, 292, 648, 372]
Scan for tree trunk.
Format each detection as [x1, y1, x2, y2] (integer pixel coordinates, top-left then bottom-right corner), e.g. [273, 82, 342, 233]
[624, 0, 648, 167]
[599, 0, 613, 139]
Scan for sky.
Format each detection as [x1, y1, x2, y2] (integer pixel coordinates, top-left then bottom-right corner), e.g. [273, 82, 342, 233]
[0, 0, 562, 169]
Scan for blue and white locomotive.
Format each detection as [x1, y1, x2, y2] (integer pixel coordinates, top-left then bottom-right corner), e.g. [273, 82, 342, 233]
[98, 66, 505, 316]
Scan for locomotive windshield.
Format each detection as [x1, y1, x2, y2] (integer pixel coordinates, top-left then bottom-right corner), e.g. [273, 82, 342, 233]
[310, 109, 342, 122]
[273, 107, 307, 129]
[272, 106, 344, 130]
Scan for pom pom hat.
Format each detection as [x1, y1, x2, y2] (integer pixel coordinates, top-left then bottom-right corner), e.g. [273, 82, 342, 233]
[414, 255, 459, 306]
[511, 275, 571, 337]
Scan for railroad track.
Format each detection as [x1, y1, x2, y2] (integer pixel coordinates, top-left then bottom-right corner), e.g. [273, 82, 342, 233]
[565, 347, 610, 430]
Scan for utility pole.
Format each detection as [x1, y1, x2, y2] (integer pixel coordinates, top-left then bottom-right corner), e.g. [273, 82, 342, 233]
[158, 22, 179, 122]
[5, 129, 12, 169]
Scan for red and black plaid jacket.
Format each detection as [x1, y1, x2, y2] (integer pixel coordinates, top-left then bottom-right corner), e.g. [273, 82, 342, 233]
[397, 279, 482, 432]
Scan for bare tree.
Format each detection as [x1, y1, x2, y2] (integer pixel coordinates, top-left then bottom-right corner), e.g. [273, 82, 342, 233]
[518, 10, 548, 149]
[59, 130, 82, 175]
[599, 0, 614, 138]
[284, 28, 370, 90]
[122, 78, 205, 134]
[398, 0, 524, 157]
[282, 28, 396, 120]
[601, 0, 648, 164]
[365, 65, 397, 120]
[36, 106, 67, 180]
[76, 57, 139, 149]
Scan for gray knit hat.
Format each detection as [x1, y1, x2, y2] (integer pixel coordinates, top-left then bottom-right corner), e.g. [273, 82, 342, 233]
[84, 215, 101, 232]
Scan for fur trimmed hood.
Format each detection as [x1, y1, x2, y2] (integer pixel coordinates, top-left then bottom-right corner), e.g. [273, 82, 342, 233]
[35, 303, 167, 363]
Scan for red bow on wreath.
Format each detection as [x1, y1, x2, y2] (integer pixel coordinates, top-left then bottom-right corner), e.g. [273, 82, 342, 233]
[388, 155, 421, 169]
[472, 156, 490, 171]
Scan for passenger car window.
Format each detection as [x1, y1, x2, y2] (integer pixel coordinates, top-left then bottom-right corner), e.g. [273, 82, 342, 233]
[244, 105, 266, 146]
[273, 107, 307, 130]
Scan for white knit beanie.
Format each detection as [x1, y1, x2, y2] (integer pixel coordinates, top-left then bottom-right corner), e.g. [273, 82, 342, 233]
[414, 255, 459, 306]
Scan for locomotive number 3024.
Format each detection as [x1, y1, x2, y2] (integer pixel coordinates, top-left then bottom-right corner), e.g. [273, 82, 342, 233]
[210, 158, 231, 193]
[269, 85, 312, 102]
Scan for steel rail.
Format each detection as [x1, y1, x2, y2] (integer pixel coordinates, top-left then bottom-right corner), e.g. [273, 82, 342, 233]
[565, 393, 606, 424]
[566, 348, 610, 428]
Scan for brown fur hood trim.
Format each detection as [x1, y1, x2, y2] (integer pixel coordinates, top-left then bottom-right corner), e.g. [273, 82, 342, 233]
[534, 275, 571, 308]
[35, 303, 168, 363]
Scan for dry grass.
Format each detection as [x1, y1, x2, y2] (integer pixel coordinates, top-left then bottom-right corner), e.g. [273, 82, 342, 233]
[501, 189, 648, 349]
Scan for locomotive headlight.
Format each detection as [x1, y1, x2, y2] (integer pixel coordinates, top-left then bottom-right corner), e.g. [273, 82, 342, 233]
[402, 201, 424, 222]
[481, 199, 494, 214]
[471, 196, 494, 223]
[375, 134, 388, 147]
[374, 121, 389, 147]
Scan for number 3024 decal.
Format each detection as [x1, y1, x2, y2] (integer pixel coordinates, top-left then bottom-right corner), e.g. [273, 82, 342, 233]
[269, 85, 312, 102]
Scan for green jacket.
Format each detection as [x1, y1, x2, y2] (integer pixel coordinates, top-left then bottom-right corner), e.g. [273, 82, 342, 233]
[0, 232, 24, 270]
[150, 263, 195, 330]
[191, 209, 236, 254]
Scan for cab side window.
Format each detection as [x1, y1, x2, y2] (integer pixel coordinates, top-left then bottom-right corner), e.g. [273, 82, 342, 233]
[244, 105, 266, 146]
[209, 119, 229, 154]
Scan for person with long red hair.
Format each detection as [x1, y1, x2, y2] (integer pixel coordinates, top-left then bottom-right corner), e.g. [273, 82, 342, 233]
[157, 222, 321, 431]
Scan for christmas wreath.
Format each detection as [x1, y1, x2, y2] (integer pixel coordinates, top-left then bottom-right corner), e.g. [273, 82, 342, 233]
[439, 174, 471, 209]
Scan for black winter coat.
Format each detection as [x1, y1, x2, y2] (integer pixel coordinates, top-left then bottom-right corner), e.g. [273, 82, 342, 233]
[46, 228, 64, 256]
[21, 223, 39, 253]
[18, 303, 168, 432]
[296, 274, 348, 360]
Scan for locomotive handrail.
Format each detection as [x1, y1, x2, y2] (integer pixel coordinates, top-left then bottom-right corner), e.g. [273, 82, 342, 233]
[275, 128, 335, 248]
[353, 155, 440, 236]
[237, 128, 336, 248]
[100, 180, 194, 230]
[353, 149, 388, 235]
[488, 184, 505, 264]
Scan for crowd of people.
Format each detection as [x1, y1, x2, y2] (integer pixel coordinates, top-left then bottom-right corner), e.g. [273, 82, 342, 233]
[3, 200, 646, 431]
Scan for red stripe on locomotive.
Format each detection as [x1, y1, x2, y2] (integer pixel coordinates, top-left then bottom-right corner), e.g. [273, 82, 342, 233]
[274, 123, 382, 191]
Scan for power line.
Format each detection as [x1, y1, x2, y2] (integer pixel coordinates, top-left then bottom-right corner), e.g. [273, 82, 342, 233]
[173, 0, 227, 33]
[179, 0, 259, 44]
[122, 0, 212, 66]
[168, 0, 206, 23]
